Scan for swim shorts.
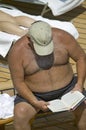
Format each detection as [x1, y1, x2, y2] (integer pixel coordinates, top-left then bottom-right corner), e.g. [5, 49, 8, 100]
[14, 76, 86, 105]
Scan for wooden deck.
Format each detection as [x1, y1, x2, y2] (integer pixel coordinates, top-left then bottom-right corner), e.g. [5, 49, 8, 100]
[0, 0, 86, 130]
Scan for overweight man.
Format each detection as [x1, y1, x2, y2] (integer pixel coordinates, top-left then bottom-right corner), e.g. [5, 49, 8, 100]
[8, 21, 86, 130]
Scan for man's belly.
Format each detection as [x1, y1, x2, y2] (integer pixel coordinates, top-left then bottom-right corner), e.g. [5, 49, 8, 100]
[25, 64, 74, 92]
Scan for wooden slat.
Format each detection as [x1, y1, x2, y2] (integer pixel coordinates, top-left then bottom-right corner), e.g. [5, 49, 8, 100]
[0, 68, 10, 73]
[0, 80, 13, 90]
[77, 39, 86, 44]
[77, 28, 86, 34]
[73, 18, 86, 24]
[0, 73, 10, 79]
[74, 23, 86, 29]
[77, 13, 86, 18]
[78, 34, 86, 39]
[0, 61, 13, 91]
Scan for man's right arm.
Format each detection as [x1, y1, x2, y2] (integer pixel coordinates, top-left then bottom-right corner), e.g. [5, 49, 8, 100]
[8, 44, 49, 111]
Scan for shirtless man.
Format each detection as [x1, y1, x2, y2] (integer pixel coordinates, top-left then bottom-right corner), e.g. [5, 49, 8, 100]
[8, 21, 86, 130]
[0, 10, 35, 36]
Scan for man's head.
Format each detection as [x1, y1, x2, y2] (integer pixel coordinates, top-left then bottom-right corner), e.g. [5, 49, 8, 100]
[28, 21, 54, 56]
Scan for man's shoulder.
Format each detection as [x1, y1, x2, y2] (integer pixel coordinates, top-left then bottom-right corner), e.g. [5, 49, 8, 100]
[12, 35, 29, 49]
[8, 36, 28, 58]
[52, 27, 75, 42]
[52, 27, 70, 36]
[16, 35, 29, 45]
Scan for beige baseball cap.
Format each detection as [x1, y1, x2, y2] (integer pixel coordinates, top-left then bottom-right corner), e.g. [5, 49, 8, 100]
[28, 21, 54, 56]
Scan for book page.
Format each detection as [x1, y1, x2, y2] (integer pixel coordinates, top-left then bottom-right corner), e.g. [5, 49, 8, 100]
[61, 91, 85, 108]
[47, 91, 85, 112]
[47, 99, 68, 112]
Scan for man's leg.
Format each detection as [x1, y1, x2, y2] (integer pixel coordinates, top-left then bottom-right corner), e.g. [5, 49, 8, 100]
[0, 21, 28, 36]
[73, 102, 86, 130]
[15, 16, 35, 28]
[14, 102, 38, 130]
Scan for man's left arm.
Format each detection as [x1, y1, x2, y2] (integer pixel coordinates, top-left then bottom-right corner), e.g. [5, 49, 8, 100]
[65, 34, 86, 92]
[75, 52, 86, 92]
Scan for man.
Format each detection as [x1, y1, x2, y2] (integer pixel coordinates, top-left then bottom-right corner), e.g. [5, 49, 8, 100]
[8, 21, 86, 130]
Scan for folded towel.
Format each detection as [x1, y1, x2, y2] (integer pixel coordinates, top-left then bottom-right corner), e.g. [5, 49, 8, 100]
[39, 0, 85, 16]
[0, 5, 79, 57]
[0, 93, 15, 119]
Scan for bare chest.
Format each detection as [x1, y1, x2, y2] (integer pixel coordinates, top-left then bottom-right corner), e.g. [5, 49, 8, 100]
[24, 47, 69, 76]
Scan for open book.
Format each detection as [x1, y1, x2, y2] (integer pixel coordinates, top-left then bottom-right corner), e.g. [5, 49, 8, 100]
[47, 91, 86, 112]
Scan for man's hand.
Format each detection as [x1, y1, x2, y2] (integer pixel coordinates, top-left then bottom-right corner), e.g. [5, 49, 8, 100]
[72, 83, 83, 93]
[33, 100, 49, 112]
[72, 83, 86, 104]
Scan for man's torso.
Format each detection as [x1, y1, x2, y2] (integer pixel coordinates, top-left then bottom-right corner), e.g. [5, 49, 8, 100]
[10, 28, 74, 92]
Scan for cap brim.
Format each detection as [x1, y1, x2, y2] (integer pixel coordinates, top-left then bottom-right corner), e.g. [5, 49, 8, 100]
[33, 40, 54, 56]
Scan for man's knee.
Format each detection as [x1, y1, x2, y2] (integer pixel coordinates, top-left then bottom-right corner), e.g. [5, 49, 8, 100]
[14, 102, 37, 121]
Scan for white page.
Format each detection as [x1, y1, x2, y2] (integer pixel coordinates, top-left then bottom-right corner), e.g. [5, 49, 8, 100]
[48, 99, 68, 112]
[61, 91, 85, 108]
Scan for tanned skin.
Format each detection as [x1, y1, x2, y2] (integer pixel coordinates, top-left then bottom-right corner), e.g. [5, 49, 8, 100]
[8, 27, 86, 130]
[0, 10, 35, 36]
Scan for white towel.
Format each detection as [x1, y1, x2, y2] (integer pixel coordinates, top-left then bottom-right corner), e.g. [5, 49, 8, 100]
[0, 32, 20, 57]
[0, 93, 15, 119]
[0, 5, 79, 57]
[39, 0, 85, 16]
